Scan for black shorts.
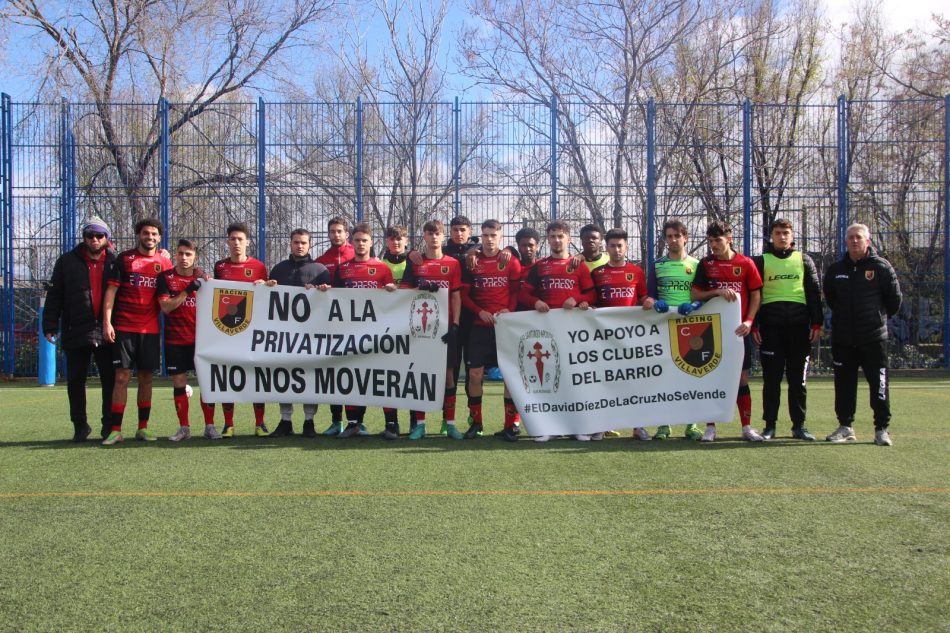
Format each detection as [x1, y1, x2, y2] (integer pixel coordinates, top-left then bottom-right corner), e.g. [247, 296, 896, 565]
[165, 343, 196, 375]
[112, 331, 161, 371]
[742, 335, 752, 371]
[443, 330, 458, 373]
[465, 326, 498, 369]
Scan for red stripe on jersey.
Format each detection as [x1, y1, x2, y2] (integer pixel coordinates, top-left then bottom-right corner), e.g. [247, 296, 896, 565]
[400, 255, 463, 292]
[462, 252, 522, 324]
[333, 258, 394, 288]
[591, 262, 647, 307]
[214, 258, 268, 283]
[156, 268, 203, 345]
[107, 250, 172, 334]
[692, 252, 763, 321]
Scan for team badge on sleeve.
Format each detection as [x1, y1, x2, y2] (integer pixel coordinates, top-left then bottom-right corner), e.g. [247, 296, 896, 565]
[212, 287, 254, 335]
[518, 330, 560, 393]
[409, 292, 441, 338]
[669, 314, 722, 377]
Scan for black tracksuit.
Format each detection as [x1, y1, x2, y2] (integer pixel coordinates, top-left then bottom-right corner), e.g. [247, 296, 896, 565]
[753, 245, 823, 428]
[823, 246, 902, 429]
[43, 244, 117, 430]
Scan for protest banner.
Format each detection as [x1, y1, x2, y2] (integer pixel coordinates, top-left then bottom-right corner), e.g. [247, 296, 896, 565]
[495, 298, 743, 436]
[195, 280, 448, 409]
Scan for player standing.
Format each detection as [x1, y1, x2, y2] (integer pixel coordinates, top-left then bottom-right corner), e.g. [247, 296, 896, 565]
[690, 220, 764, 442]
[101, 217, 173, 445]
[213, 222, 270, 437]
[649, 220, 704, 441]
[379, 225, 413, 438]
[157, 239, 217, 441]
[401, 220, 464, 440]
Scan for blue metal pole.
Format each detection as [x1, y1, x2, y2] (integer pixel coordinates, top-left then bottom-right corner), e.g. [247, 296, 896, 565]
[742, 98, 752, 256]
[355, 98, 363, 223]
[257, 97, 266, 261]
[1, 93, 14, 374]
[646, 97, 656, 273]
[66, 114, 76, 248]
[159, 98, 169, 250]
[942, 94, 949, 368]
[453, 96, 461, 218]
[550, 95, 558, 220]
[60, 99, 68, 251]
[836, 95, 849, 257]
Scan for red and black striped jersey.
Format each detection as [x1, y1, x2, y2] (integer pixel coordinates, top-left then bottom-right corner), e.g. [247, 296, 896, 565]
[332, 258, 394, 289]
[400, 255, 463, 292]
[591, 262, 647, 307]
[520, 256, 596, 309]
[214, 257, 268, 283]
[156, 268, 204, 345]
[106, 249, 173, 334]
[462, 251, 521, 325]
[693, 252, 763, 321]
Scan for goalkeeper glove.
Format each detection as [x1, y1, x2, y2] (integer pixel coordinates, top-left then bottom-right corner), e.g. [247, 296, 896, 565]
[653, 300, 669, 313]
[677, 300, 703, 315]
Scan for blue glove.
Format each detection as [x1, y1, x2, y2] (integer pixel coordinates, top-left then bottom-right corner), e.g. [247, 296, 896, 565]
[677, 300, 703, 315]
[653, 300, 669, 313]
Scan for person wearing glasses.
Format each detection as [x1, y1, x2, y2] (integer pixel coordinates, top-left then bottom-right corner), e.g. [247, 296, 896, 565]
[43, 216, 118, 442]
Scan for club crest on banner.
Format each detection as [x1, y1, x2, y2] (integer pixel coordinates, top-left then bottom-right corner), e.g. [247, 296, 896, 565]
[669, 314, 722, 377]
[212, 288, 253, 335]
[518, 330, 560, 393]
[409, 292, 441, 338]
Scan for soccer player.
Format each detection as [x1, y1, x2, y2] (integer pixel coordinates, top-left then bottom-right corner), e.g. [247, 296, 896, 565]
[321, 223, 396, 438]
[43, 216, 117, 442]
[514, 227, 541, 311]
[589, 228, 655, 441]
[400, 219, 464, 440]
[520, 220, 596, 442]
[380, 225, 412, 438]
[691, 220, 764, 442]
[315, 216, 355, 435]
[461, 219, 522, 440]
[265, 229, 331, 437]
[580, 223, 610, 271]
[157, 239, 217, 441]
[751, 219, 823, 441]
[101, 217, 173, 445]
[649, 219, 704, 441]
[213, 222, 270, 437]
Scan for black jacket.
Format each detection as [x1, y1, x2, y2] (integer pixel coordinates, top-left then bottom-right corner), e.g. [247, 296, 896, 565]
[268, 253, 330, 287]
[752, 243, 823, 328]
[43, 244, 117, 349]
[823, 246, 902, 345]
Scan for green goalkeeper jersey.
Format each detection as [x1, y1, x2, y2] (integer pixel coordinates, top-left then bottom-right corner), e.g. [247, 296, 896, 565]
[652, 255, 699, 304]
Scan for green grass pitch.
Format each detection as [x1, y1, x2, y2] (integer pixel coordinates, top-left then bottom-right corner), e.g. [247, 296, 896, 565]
[1, 377, 948, 632]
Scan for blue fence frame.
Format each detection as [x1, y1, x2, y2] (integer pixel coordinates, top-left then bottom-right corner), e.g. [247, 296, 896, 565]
[1, 94, 948, 375]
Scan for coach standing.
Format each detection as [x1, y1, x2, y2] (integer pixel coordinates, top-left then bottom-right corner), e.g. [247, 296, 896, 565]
[751, 219, 823, 441]
[43, 216, 117, 442]
[823, 223, 902, 446]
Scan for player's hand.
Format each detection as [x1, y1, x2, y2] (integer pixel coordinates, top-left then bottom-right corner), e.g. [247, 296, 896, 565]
[159, 248, 172, 260]
[304, 283, 315, 290]
[408, 250, 423, 265]
[718, 288, 739, 302]
[678, 300, 703, 315]
[441, 323, 458, 344]
[265, 279, 278, 287]
[735, 320, 752, 337]
[653, 299, 669, 313]
[561, 296, 578, 310]
[465, 250, 478, 270]
[534, 300, 550, 313]
[252, 279, 267, 285]
[751, 329, 762, 345]
[809, 327, 821, 344]
[103, 322, 116, 343]
[202, 274, 212, 281]
[185, 278, 203, 294]
[577, 301, 590, 311]
[641, 297, 655, 310]
[478, 310, 495, 325]
[420, 282, 440, 292]
[498, 250, 512, 266]
[318, 284, 331, 292]
[44, 332, 57, 344]
[570, 254, 585, 270]
[384, 283, 396, 292]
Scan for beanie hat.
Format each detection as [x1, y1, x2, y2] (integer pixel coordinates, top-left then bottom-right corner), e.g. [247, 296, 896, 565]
[81, 216, 111, 239]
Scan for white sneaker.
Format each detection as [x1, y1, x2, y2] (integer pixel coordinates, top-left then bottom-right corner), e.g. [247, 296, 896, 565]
[590, 432, 604, 441]
[204, 424, 222, 440]
[633, 427, 652, 441]
[169, 426, 191, 442]
[826, 425, 857, 443]
[574, 434, 591, 441]
[700, 426, 716, 442]
[874, 429, 893, 446]
[742, 426, 764, 442]
[534, 435, 553, 443]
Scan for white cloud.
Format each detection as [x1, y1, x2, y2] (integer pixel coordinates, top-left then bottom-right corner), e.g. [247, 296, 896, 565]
[822, 0, 942, 34]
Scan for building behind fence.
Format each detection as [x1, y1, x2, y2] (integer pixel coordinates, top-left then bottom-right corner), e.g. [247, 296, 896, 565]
[1, 93, 948, 376]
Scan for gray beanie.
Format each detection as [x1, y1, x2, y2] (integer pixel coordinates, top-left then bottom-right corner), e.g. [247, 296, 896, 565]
[81, 215, 111, 239]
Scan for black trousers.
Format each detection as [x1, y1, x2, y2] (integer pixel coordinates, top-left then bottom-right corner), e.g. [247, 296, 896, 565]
[65, 344, 115, 427]
[832, 339, 891, 429]
[759, 322, 811, 427]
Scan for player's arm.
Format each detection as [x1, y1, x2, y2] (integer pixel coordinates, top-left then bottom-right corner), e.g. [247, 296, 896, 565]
[504, 260, 522, 313]
[572, 264, 596, 309]
[636, 269, 654, 309]
[519, 267, 547, 312]
[43, 257, 65, 342]
[102, 283, 118, 342]
[802, 253, 823, 342]
[736, 288, 760, 336]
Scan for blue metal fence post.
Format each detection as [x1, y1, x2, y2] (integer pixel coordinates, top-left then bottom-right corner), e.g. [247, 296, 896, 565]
[65, 112, 76, 248]
[646, 98, 656, 273]
[453, 96, 461, 218]
[159, 98, 169, 251]
[836, 95, 849, 257]
[943, 94, 949, 368]
[257, 97, 266, 260]
[550, 95, 558, 220]
[1, 93, 14, 375]
[742, 98, 752, 256]
[355, 98, 363, 223]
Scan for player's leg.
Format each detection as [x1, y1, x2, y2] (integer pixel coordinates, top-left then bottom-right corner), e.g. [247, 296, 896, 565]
[253, 403, 269, 436]
[302, 403, 318, 437]
[827, 343, 859, 442]
[738, 337, 763, 441]
[323, 404, 344, 436]
[785, 324, 814, 440]
[382, 408, 400, 439]
[64, 345, 93, 442]
[860, 340, 892, 445]
[340, 406, 368, 437]
[167, 344, 193, 441]
[759, 323, 784, 439]
[270, 403, 295, 437]
[104, 332, 135, 445]
[497, 383, 521, 441]
[132, 333, 159, 441]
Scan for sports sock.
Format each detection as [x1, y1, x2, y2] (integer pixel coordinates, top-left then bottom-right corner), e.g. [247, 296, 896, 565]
[443, 386, 457, 423]
[222, 403, 235, 427]
[200, 400, 215, 424]
[173, 388, 189, 426]
[253, 403, 265, 425]
[303, 404, 318, 420]
[137, 401, 151, 430]
[384, 408, 398, 430]
[468, 396, 482, 425]
[330, 404, 343, 423]
[737, 385, 752, 427]
[110, 403, 125, 432]
[504, 398, 518, 429]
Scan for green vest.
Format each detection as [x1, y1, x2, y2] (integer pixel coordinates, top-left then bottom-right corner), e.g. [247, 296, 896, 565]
[584, 252, 609, 271]
[653, 255, 699, 304]
[762, 252, 806, 305]
[383, 257, 407, 285]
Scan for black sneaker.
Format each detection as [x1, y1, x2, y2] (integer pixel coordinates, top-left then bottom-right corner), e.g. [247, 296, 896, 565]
[269, 420, 294, 437]
[792, 427, 816, 441]
[762, 426, 776, 440]
[381, 427, 400, 440]
[72, 422, 92, 443]
[464, 423, 483, 440]
[501, 426, 520, 442]
[100, 423, 111, 440]
[302, 420, 317, 438]
[339, 423, 361, 438]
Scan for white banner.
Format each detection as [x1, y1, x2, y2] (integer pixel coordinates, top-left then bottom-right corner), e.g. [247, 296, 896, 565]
[195, 280, 448, 409]
[495, 298, 743, 436]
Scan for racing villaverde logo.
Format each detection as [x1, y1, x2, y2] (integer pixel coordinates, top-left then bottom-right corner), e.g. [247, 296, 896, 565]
[409, 292, 441, 339]
[518, 330, 560, 393]
[669, 314, 722, 377]
[212, 288, 253, 335]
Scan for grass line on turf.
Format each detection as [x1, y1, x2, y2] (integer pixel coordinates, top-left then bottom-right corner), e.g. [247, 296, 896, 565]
[2, 485, 949, 499]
